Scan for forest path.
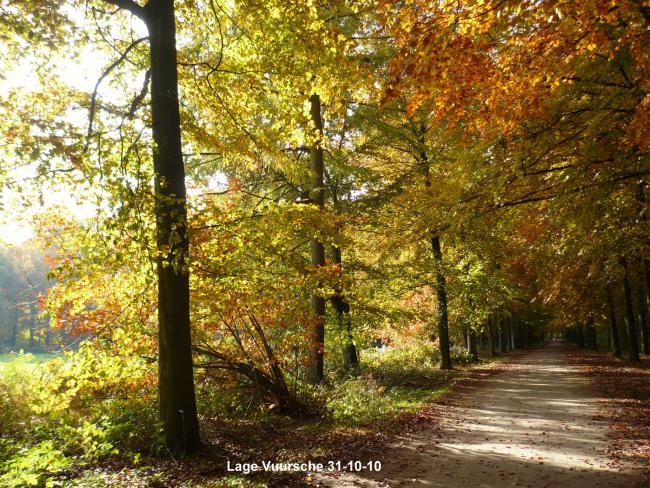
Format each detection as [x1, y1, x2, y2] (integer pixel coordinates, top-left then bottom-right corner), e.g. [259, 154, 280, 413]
[316, 343, 644, 488]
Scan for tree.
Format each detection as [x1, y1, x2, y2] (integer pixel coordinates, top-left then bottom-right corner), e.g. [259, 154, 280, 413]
[3, 3, 649, 470]
[100, 0, 200, 452]
[431, 236, 452, 369]
[307, 94, 326, 384]
[0, 248, 20, 349]
[606, 284, 622, 358]
[620, 256, 641, 362]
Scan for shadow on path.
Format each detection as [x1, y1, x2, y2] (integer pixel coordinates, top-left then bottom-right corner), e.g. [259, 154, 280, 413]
[316, 343, 645, 488]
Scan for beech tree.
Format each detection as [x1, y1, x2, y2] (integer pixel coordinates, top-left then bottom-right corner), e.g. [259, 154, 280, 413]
[2, 4, 649, 481]
[98, 0, 200, 452]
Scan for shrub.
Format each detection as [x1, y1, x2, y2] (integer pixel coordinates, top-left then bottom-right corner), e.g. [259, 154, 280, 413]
[361, 342, 442, 385]
[326, 376, 391, 423]
[0, 344, 162, 486]
[450, 344, 475, 364]
[0, 353, 41, 434]
[0, 440, 70, 487]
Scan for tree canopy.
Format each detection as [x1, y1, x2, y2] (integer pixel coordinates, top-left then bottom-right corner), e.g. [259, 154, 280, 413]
[0, 0, 648, 483]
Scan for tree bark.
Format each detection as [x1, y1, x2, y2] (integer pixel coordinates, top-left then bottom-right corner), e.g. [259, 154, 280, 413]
[640, 259, 650, 355]
[496, 317, 501, 350]
[620, 256, 641, 361]
[591, 323, 598, 350]
[28, 302, 36, 350]
[28, 323, 35, 350]
[637, 182, 650, 355]
[431, 236, 452, 369]
[330, 180, 357, 369]
[522, 323, 530, 347]
[144, 0, 200, 453]
[45, 319, 51, 348]
[639, 304, 650, 355]
[307, 93, 326, 384]
[576, 322, 585, 348]
[417, 129, 451, 370]
[488, 317, 497, 357]
[587, 316, 597, 350]
[332, 247, 358, 369]
[468, 328, 478, 361]
[336, 297, 358, 369]
[10, 305, 18, 349]
[499, 316, 507, 353]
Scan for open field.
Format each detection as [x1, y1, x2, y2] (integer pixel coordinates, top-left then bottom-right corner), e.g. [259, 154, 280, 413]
[0, 352, 58, 374]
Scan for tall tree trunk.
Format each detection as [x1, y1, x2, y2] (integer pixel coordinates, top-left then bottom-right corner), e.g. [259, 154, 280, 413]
[28, 322, 35, 350]
[620, 256, 641, 361]
[576, 322, 585, 348]
[431, 236, 452, 369]
[509, 317, 515, 351]
[418, 130, 451, 369]
[332, 247, 358, 369]
[640, 259, 650, 355]
[45, 319, 51, 348]
[499, 316, 507, 353]
[307, 93, 326, 384]
[587, 316, 597, 350]
[335, 297, 357, 369]
[9, 301, 18, 349]
[468, 328, 478, 361]
[592, 323, 598, 350]
[28, 302, 36, 350]
[637, 182, 650, 355]
[488, 317, 497, 357]
[145, 0, 200, 453]
[496, 317, 501, 350]
[639, 306, 650, 355]
[522, 323, 530, 347]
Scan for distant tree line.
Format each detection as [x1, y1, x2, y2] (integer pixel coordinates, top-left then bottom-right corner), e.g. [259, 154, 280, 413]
[0, 244, 69, 352]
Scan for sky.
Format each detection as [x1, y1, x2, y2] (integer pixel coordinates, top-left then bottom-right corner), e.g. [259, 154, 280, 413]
[0, 7, 230, 246]
[0, 9, 146, 245]
[1, 46, 103, 243]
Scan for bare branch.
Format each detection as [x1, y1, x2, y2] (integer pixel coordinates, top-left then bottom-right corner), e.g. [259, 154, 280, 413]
[101, 0, 146, 19]
[85, 37, 149, 151]
[128, 69, 151, 119]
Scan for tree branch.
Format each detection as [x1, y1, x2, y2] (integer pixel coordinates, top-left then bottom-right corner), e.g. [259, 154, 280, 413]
[128, 69, 151, 119]
[101, 0, 146, 19]
[85, 37, 149, 151]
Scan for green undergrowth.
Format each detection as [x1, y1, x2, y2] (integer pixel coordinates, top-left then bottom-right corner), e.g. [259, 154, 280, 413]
[323, 343, 474, 425]
[1, 344, 504, 487]
[195, 342, 479, 428]
[326, 378, 453, 425]
[326, 347, 506, 430]
[0, 348, 161, 487]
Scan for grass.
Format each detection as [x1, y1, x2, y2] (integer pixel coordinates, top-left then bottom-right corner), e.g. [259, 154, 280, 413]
[0, 352, 57, 374]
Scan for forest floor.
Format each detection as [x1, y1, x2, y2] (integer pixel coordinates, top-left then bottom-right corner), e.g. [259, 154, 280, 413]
[316, 343, 650, 488]
[69, 353, 507, 487]
[62, 344, 650, 487]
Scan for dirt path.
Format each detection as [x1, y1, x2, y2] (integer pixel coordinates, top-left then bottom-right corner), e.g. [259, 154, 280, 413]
[316, 343, 645, 488]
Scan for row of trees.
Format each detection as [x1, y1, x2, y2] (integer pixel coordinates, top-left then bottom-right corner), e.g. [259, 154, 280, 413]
[2, 0, 647, 453]
[0, 245, 54, 352]
[567, 254, 650, 361]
